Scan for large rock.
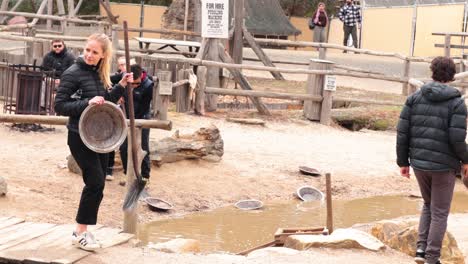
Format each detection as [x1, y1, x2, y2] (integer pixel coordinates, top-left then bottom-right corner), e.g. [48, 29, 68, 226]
[67, 154, 82, 175]
[0, 176, 7, 196]
[284, 228, 385, 252]
[371, 220, 465, 264]
[147, 238, 201, 254]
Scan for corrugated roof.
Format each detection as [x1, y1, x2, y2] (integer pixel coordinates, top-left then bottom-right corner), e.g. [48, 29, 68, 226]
[230, 0, 301, 36]
[365, 0, 465, 7]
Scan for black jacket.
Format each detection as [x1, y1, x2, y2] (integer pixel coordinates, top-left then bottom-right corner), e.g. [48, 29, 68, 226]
[121, 75, 154, 119]
[397, 81, 468, 171]
[41, 48, 75, 78]
[54, 57, 125, 133]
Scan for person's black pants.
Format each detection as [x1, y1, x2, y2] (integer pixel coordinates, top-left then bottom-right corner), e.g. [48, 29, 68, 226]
[68, 131, 107, 225]
[119, 128, 151, 179]
[343, 25, 358, 48]
[106, 151, 115, 176]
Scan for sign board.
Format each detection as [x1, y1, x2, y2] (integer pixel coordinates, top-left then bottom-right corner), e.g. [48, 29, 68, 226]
[188, 72, 198, 89]
[159, 81, 173, 95]
[324, 75, 337, 91]
[202, 0, 229, 38]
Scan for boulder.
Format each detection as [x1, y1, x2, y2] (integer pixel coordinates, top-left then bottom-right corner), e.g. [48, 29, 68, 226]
[284, 228, 385, 252]
[0, 176, 7, 196]
[148, 238, 201, 254]
[67, 154, 82, 175]
[371, 220, 465, 264]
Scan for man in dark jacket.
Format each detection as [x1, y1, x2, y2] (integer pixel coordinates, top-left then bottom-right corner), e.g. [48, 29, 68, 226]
[41, 39, 76, 79]
[397, 56, 468, 264]
[119, 64, 154, 181]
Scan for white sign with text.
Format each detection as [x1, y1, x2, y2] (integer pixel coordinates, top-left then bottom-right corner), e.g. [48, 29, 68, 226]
[159, 81, 173, 95]
[324, 75, 337, 91]
[202, 0, 229, 38]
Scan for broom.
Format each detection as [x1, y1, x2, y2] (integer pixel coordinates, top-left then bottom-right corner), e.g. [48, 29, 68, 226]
[122, 20, 148, 211]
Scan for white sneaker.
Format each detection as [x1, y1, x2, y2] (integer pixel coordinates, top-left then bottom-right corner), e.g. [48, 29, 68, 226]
[106, 175, 114, 181]
[73, 231, 101, 251]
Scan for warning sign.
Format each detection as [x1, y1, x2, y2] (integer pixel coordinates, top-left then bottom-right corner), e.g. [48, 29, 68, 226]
[324, 75, 337, 91]
[202, 0, 229, 38]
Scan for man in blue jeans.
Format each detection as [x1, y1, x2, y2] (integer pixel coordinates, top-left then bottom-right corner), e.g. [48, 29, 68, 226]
[397, 56, 468, 264]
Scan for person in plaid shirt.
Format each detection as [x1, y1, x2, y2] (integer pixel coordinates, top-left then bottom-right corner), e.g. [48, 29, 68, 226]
[338, 0, 362, 51]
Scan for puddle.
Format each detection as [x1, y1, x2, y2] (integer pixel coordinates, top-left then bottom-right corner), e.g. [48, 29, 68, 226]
[138, 192, 468, 254]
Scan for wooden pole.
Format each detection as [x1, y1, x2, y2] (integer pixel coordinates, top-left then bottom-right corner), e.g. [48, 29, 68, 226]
[31, 0, 48, 26]
[217, 43, 271, 115]
[0, 0, 9, 22]
[123, 127, 142, 234]
[46, 0, 53, 30]
[205, 39, 221, 112]
[195, 66, 207, 115]
[56, 0, 66, 32]
[320, 75, 335, 125]
[325, 173, 333, 234]
[231, 0, 244, 64]
[401, 59, 411, 95]
[0, 11, 109, 25]
[304, 59, 333, 121]
[318, 48, 327, 60]
[176, 69, 190, 112]
[139, 0, 144, 49]
[111, 29, 120, 73]
[154, 71, 172, 120]
[113, 26, 200, 37]
[204, 87, 322, 101]
[445, 34, 451, 57]
[242, 25, 284, 80]
[193, 0, 201, 42]
[73, 0, 84, 17]
[183, 0, 189, 41]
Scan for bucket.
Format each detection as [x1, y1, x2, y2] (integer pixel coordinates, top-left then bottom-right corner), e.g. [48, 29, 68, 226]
[79, 101, 127, 153]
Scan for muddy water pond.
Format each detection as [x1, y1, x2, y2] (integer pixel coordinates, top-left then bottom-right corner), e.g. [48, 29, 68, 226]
[138, 192, 468, 254]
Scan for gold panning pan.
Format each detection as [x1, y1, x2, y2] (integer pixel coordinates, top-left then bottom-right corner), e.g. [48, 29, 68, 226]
[79, 101, 127, 153]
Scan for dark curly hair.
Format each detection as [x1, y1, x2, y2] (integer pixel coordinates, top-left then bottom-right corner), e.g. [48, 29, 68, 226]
[430, 56, 456, 83]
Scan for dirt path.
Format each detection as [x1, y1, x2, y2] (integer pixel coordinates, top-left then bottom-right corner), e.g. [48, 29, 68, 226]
[1, 110, 453, 229]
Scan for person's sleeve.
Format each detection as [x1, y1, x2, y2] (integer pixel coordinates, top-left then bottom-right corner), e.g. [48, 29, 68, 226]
[338, 7, 344, 21]
[142, 82, 154, 116]
[396, 97, 413, 167]
[54, 71, 89, 117]
[41, 54, 52, 70]
[106, 83, 125, 103]
[357, 6, 362, 23]
[449, 98, 468, 163]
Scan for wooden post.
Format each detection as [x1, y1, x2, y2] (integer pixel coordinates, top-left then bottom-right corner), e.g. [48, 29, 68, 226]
[304, 59, 333, 121]
[46, 0, 53, 30]
[176, 69, 190, 112]
[401, 59, 411, 95]
[444, 34, 451, 57]
[217, 43, 271, 115]
[183, 0, 189, 41]
[193, 0, 201, 42]
[154, 71, 171, 120]
[325, 172, 333, 234]
[123, 127, 143, 234]
[318, 48, 327, 60]
[0, 0, 9, 22]
[205, 39, 221, 112]
[242, 26, 284, 80]
[195, 66, 207, 115]
[31, 0, 48, 26]
[56, 0, 66, 33]
[231, 0, 244, 64]
[111, 29, 119, 72]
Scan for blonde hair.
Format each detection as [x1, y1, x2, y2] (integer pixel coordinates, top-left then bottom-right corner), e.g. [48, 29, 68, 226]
[87, 33, 112, 88]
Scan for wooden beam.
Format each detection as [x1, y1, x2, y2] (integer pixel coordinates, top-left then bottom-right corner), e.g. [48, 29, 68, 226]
[217, 42, 270, 115]
[231, 0, 244, 64]
[326, 173, 333, 234]
[0, 114, 172, 130]
[98, 0, 118, 24]
[0, 0, 10, 23]
[204, 87, 322, 101]
[195, 66, 207, 115]
[72, 0, 84, 17]
[31, 0, 48, 26]
[183, 0, 189, 41]
[113, 26, 201, 37]
[56, 0, 66, 31]
[46, 0, 53, 30]
[434, 44, 468, 50]
[193, 0, 201, 42]
[0, 11, 110, 25]
[242, 25, 284, 80]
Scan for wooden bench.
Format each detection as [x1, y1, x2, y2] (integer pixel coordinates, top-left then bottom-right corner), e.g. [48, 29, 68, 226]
[134, 37, 201, 55]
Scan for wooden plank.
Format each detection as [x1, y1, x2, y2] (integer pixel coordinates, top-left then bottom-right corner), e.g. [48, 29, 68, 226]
[433, 32, 468, 37]
[434, 44, 468, 49]
[0, 223, 56, 251]
[242, 25, 284, 81]
[0, 217, 25, 230]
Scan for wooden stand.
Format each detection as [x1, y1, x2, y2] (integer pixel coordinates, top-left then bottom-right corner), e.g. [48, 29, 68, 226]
[304, 59, 334, 122]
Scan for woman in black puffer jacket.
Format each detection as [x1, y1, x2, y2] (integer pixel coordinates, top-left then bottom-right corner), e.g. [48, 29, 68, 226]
[396, 57, 468, 264]
[54, 33, 133, 252]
